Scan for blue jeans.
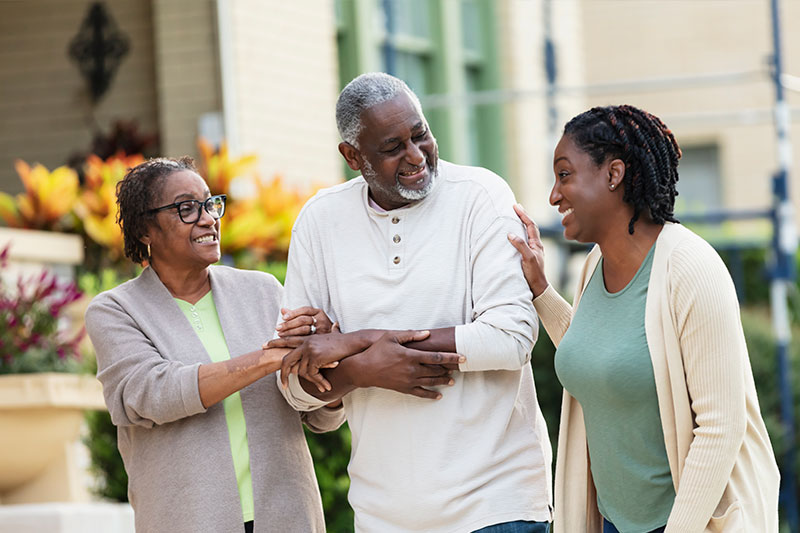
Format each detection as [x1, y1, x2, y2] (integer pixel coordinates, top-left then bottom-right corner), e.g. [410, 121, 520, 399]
[472, 520, 550, 533]
[602, 519, 665, 533]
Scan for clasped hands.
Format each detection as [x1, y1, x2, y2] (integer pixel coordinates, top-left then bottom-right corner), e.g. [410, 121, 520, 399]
[266, 307, 465, 400]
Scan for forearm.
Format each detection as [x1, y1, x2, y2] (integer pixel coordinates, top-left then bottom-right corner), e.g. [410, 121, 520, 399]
[297, 354, 361, 402]
[404, 327, 456, 352]
[198, 347, 288, 408]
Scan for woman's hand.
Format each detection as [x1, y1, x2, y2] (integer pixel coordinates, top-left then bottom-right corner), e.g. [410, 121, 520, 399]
[272, 331, 374, 392]
[507, 203, 549, 298]
[275, 306, 335, 337]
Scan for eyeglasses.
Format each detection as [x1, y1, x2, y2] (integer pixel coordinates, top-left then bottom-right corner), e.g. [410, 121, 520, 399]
[148, 194, 227, 224]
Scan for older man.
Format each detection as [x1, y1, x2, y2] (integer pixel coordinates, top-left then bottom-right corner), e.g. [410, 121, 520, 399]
[277, 73, 552, 533]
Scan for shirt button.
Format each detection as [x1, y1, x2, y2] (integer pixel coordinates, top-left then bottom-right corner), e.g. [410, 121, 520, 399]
[393, 256, 401, 264]
[391, 216, 400, 224]
[393, 234, 401, 243]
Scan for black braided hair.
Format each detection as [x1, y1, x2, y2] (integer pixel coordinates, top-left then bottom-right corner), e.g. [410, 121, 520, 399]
[563, 105, 681, 234]
[116, 156, 198, 264]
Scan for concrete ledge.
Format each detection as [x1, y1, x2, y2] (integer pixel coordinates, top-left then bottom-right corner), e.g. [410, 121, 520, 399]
[0, 228, 83, 265]
[0, 503, 134, 533]
[0, 374, 104, 410]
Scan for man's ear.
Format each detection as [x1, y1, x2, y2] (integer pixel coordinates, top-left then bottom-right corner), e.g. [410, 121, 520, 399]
[338, 142, 362, 171]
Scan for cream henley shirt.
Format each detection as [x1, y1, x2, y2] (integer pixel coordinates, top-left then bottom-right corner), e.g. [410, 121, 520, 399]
[279, 160, 553, 533]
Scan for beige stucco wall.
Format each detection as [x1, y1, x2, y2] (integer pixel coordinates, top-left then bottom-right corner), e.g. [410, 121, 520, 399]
[497, 0, 586, 224]
[226, 0, 343, 186]
[0, 0, 159, 194]
[151, 0, 222, 163]
[579, 0, 800, 219]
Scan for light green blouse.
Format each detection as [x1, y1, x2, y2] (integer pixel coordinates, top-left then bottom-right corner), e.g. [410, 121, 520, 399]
[554, 244, 674, 533]
[175, 291, 254, 523]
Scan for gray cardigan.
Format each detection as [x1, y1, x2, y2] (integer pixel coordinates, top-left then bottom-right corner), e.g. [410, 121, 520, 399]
[85, 265, 343, 533]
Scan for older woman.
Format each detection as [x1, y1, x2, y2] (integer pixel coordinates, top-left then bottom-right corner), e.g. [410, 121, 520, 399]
[508, 105, 779, 532]
[85, 157, 343, 533]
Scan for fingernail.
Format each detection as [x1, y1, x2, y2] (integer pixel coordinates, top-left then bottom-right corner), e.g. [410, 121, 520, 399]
[507, 233, 515, 240]
[458, 356, 466, 363]
[275, 324, 283, 330]
[448, 379, 454, 386]
[436, 394, 442, 400]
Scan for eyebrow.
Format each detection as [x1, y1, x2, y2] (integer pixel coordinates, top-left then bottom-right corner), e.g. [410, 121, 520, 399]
[173, 191, 211, 202]
[378, 121, 426, 148]
[553, 156, 569, 165]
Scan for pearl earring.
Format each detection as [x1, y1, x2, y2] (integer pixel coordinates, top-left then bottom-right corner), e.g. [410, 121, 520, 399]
[610, 184, 616, 190]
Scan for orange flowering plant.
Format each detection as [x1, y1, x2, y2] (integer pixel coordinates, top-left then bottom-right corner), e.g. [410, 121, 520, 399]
[196, 140, 321, 263]
[74, 153, 144, 261]
[0, 161, 79, 231]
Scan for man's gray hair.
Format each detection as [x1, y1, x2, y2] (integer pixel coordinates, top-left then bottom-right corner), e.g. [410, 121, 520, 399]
[335, 72, 424, 147]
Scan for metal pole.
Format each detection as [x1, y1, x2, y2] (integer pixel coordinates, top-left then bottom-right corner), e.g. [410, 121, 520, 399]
[769, 0, 799, 529]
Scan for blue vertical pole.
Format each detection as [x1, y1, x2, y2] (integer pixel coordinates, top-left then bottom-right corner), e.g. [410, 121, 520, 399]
[769, 0, 799, 529]
[382, 0, 396, 75]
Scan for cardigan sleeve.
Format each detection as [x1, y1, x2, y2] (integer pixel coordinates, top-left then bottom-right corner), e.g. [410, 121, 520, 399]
[532, 284, 573, 347]
[664, 239, 748, 532]
[85, 293, 207, 428]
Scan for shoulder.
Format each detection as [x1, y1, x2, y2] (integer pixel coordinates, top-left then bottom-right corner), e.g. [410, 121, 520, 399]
[209, 265, 282, 294]
[655, 224, 737, 306]
[295, 177, 366, 224]
[84, 273, 150, 329]
[438, 160, 517, 218]
[658, 224, 728, 278]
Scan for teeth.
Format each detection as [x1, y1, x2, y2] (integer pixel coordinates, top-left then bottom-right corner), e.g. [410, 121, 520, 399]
[400, 167, 423, 177]
[562, 208, 574, 219]
[194, 235, 215, 243]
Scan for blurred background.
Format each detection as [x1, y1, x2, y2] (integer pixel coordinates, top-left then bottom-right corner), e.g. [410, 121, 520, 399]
[0, 0, 799, 532]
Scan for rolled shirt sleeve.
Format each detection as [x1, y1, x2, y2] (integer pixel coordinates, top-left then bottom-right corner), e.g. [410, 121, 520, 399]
[456, 214, 538, 372]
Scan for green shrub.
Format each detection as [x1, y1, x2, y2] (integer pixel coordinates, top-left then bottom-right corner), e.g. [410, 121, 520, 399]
[740, 306, 800, 522]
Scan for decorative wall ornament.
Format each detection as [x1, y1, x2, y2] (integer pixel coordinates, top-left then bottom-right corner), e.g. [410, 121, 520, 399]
[67, 2, 130, 103]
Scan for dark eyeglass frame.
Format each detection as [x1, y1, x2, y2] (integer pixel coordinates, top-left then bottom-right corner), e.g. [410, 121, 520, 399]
[147, 194, 227, 224]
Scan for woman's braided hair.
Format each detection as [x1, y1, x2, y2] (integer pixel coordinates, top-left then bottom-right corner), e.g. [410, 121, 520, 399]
[116, 156, 197, 264]
[563, 104, 681, 234]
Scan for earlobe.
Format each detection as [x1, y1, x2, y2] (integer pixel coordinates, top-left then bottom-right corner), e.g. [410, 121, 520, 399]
[608, 158, 625, 190]
[338, 142, 362, 171]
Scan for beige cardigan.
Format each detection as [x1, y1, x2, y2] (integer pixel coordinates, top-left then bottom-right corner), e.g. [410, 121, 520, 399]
[534, 223, 779, 532]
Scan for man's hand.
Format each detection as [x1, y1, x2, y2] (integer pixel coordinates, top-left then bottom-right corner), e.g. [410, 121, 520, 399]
[275, 306, 335, 337]
[271, 331, 371, 392]
[351, 330, 465, 400]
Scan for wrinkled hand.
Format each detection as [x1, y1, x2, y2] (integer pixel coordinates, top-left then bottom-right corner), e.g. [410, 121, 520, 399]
[274, 331, 365, 392]
[507, 203, 549, 298]
[275, 306, 335, 337]
[353, 330, 465, 400]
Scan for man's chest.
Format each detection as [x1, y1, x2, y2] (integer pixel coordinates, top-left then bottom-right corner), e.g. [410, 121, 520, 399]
[316, 214, 475, 330]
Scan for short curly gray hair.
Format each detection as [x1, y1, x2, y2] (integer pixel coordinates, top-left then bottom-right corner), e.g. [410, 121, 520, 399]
[335, 72, 424, 147]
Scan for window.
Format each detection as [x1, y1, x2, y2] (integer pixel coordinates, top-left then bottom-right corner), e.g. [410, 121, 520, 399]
[676, 144, 722, 212]
[334, 0, 505, 176]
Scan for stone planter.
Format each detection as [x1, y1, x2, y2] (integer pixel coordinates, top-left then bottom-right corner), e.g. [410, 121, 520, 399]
[0, 373, 105, 504]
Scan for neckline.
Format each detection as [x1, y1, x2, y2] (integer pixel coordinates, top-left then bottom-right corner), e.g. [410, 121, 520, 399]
[599, 242, 656, 297]
[174, 289, 213, 309]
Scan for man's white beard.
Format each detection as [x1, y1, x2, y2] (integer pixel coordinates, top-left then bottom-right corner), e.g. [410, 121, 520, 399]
[362, 158, 438, 203]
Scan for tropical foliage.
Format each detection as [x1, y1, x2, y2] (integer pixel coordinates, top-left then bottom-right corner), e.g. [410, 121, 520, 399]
[0, 245, 84, 374]
[0, 161, 79, 231]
